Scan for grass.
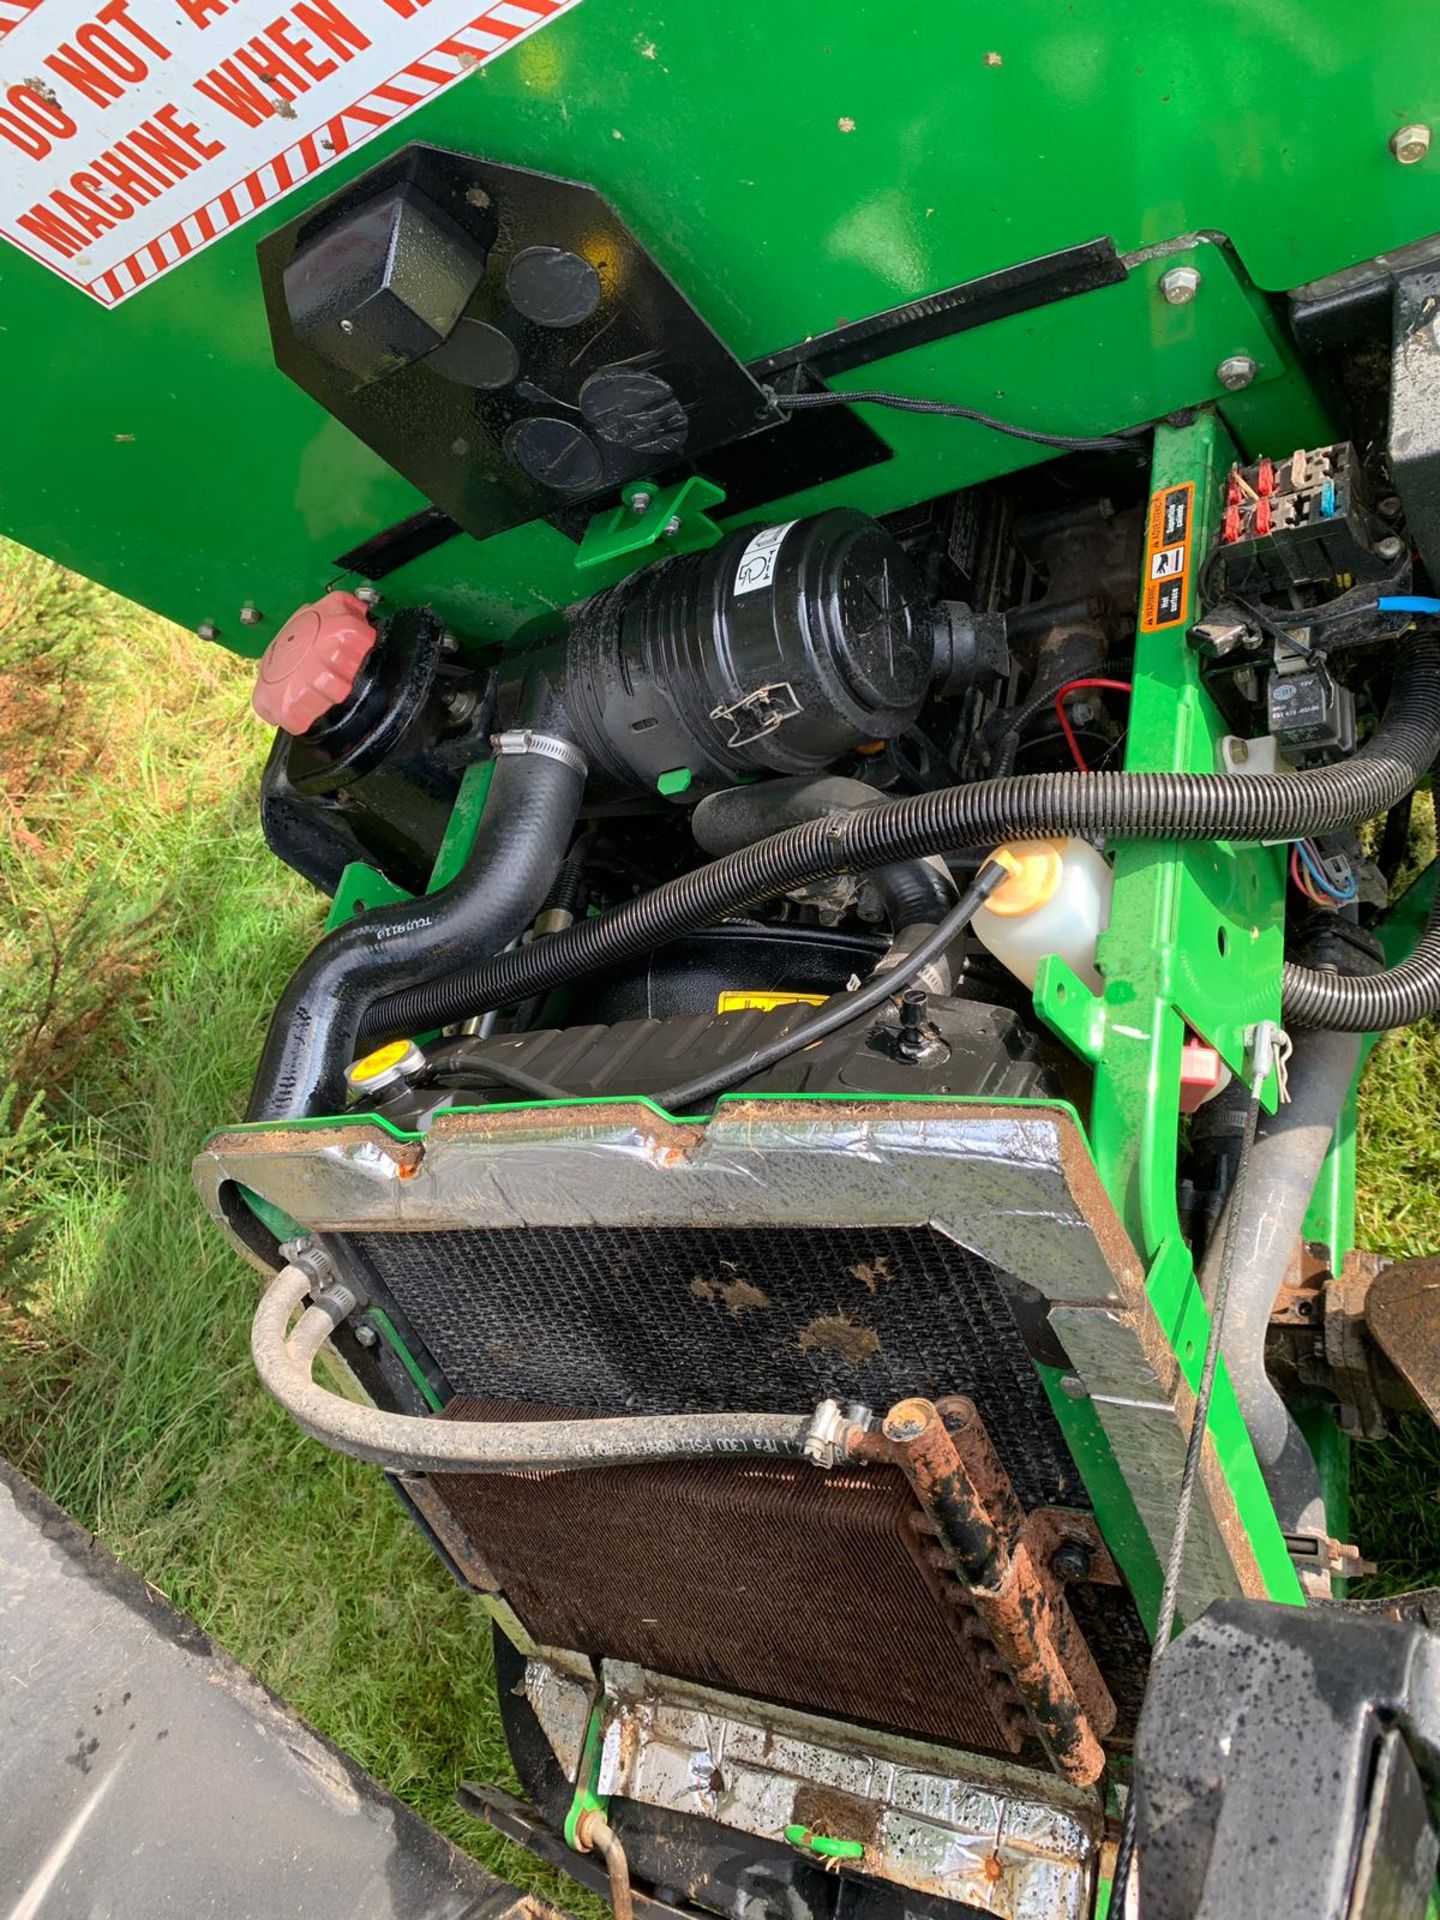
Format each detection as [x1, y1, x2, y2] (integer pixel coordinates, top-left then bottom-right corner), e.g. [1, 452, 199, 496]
[0, 541, 578, 1907]
[0, 540, 1437, 1885]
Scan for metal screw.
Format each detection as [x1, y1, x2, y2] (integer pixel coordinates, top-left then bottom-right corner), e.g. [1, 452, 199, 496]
[1050, 1540, 1092, 1582]
[354, 1321, 379, 1349]
[1058, 1373, 1089, 1400]
[1159, 265, 1201, 305]
[355, 585, 382, 608]
[196, 621, 220, 642]
[1378, 495, 1403, 518]
[443, 686, 478, 723]
[339, 317, 356, 333]
[239, 604, 264, 627]
[1216, 354, 1258, 391]
[897, 987, 930, 1061]
[1376, 534, 1405, 561]
[1390, 123, 1432, 165]
[629, 490, 653, 515]
[663, 514, 683, 537]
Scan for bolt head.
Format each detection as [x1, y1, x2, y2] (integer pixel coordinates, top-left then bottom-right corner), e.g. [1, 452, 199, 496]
[239, 604, 264, 627]
[629, 490, 653, 516]
[196, 621, 220, 642]
[1391, 123, 1432, 165]
[1376, 534, 1405, 561]
[663, 514, 683, 536]
[1159, 265, 1201, 305]
[1058, 1373, 1089, 1400]
[1216, 353, 1259, 391]
[355, 585, 382, 608]
[354, 1322, 379, 1349]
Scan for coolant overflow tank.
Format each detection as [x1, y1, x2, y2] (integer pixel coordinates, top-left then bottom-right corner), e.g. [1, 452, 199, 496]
[512, 509, 933, 791]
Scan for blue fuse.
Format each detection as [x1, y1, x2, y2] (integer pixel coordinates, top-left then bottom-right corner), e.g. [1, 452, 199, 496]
[1319, 478, 1338, 517]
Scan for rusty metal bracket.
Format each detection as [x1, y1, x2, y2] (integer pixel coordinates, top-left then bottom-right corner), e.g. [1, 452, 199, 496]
[871, 1395, 1117, 1786]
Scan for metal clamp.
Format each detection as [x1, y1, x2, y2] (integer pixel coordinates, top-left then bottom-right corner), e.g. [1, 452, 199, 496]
[490, 729, 589, 778]
[709, 681, 802, 749]
[802, 1397, 868, 1469]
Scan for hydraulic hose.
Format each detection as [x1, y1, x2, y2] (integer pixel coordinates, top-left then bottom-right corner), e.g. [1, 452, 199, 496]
[253, 1265, 814, 1473]
[249, 732, 585, 1122]
[1198, 1029, 1363, 1525]
[692, 775, 958, 930]
[362, 638, 1440, 1042]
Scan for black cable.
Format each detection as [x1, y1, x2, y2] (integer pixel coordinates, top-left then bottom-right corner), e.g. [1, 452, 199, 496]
[361, 638, 1440, 1044]
[770, 386, 1145, 455]
[420, 1042, 572, 1102]
[1107, 1044, 1269, 1915]
[652, 862, 1006, 1111]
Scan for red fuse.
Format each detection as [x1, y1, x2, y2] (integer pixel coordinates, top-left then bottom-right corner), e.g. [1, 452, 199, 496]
[1226, 471, 1243, 506]
[1255, 499, 1272, 537]
[1257, 457, 1276, 497]
[1222, 502, 1242, 543]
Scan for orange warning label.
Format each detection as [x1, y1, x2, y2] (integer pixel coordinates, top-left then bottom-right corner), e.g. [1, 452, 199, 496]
[1139, 481, 1196, 632]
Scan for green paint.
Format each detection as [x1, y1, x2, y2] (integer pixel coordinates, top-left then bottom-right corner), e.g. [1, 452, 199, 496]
[3, 3, 1413, 646]
[324, 861, 412, 934]
[785, 1826, 865, 1861]
[563, 1707, 609, 1852]
[368, 1307, 444, 1413]
[1039, 414, 1302, 1613]
[238, 1184, 306, 1247]
[427, 760, 498, 894]
[575, 477, 726, 572]
[657, 768, 694, 797]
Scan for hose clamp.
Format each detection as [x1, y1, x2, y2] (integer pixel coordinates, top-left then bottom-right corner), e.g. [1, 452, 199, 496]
[491, 729, 588, 778]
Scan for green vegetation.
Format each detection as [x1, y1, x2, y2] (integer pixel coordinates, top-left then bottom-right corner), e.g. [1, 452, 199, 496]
[0, 543, 1436, 1896]
[0, 542, 572, 1904]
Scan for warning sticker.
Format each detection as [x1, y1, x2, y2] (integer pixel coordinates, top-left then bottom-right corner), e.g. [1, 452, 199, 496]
[733, 521, 796, 596]
[716, 991, 826, 1014]
[1139, 481, 1196, 632]
[0, 0, 581, 307]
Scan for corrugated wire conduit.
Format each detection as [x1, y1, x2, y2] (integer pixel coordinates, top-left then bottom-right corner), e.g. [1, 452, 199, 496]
[358, 637, 1440, 1049]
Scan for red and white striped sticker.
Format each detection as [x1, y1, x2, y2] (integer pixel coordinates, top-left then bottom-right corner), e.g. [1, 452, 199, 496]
[0, 0, 582, 306]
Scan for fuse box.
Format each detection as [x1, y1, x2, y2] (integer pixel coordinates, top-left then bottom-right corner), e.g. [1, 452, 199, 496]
[1216, 442, 1393, 593]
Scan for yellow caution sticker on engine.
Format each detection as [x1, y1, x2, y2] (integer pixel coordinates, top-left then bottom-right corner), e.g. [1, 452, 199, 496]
[1139, 481, 1196, 632]
[716, 990, 827, 1014]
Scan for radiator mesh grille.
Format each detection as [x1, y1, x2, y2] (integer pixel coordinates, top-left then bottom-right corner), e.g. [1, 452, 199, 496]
[348, 1222, 1087, 1510]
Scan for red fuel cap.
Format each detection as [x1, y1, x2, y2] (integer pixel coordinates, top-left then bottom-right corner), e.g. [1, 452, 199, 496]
[252, 591, 376, 734]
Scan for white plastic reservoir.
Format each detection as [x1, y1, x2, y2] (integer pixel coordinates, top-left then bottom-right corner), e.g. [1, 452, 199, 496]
[973, 837, 1113, 993]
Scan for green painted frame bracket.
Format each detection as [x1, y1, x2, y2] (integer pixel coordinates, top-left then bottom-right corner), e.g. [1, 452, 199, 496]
[1033, 413, 1303, 1612]
[1034, 956, 1105, 1063]
[563, 1704, 610, 1851]
[575, 475, 726, 572]
[428, 759, 497, 893]
[322, 759, 498, 941]
[324, 859, 412, 933]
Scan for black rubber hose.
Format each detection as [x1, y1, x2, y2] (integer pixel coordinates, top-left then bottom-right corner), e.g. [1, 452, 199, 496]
[249, 743, 585, 1122]
[691, 775, 958, 929]
[361, 640, 1440, 1042]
